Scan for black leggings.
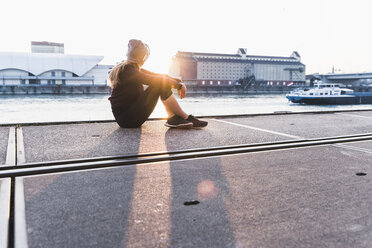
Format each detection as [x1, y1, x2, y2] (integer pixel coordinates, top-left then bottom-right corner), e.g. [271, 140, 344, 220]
[116, 85, 172, 128]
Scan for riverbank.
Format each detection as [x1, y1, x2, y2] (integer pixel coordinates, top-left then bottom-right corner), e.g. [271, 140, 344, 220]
[0, 85, 111, 95]
[3, 84, 372, 95]
[0, 85, 296, 95]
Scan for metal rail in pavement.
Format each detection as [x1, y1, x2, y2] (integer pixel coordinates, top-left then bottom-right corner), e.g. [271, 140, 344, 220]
[1, 132, 372, 178]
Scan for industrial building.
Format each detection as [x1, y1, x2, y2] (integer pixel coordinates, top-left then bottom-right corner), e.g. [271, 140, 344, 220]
[31, 41, 65, 54]
[0, 41, 112, 87]
[169, 48, 306, 87]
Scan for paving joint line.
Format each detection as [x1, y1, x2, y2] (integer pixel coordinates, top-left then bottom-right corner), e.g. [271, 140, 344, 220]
[333, 143, 372, 154]
[336, 113, 372, 119]
[211, 118, 303, 139]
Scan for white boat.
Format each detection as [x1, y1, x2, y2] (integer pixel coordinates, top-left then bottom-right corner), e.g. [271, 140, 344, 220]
[285, 82, 368, 104]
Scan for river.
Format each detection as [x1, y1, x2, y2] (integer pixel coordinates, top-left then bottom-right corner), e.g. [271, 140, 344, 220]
[1, 94, 372, 124]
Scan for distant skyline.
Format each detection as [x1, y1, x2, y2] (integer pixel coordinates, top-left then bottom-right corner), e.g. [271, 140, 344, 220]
[1, 0, 371, 74]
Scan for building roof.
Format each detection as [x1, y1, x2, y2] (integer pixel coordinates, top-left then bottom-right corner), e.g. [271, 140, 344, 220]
[292, 51, 300, 58]
[238, 48, 247, 55]
[196, 57, 304, 66]
[177, 51, 241, 58]
[0, 52, 103, 76]
[31, 41, 64, 47]
[176, 50, 300, 61]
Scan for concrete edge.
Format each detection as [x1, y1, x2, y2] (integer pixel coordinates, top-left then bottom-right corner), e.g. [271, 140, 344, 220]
[14, 178, 28, 248]
[16, 128, 26, 165]
[0, 178, 11, 248]
[1, 108, 372, 127]
[5, 127, 16, 166]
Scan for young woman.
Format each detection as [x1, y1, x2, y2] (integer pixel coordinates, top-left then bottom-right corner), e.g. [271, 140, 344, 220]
[108, 39, 208, 128]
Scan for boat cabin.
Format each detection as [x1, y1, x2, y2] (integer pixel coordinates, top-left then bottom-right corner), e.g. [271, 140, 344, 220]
[315, 83, 340, 89]
[288, 82, 354, 97]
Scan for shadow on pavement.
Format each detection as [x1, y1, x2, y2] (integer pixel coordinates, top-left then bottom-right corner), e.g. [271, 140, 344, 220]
[23, 127, 141, 248]
[165, 127, 236, 247]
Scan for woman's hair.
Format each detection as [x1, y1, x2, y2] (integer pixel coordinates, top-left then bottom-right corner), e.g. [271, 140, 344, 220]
[108, 61, 141, 88]
[108, 61, 127, 88]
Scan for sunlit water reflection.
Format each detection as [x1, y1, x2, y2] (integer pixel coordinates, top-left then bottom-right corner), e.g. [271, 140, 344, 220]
[1, 94, 372, 124]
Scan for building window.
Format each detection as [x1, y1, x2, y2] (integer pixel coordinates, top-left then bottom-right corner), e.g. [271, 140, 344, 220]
[210, 81, 213, 85]
[62, 72, 66, 77]
[218, 81, 220, 85]
[202, 81, 205, 85]
[229, 81, 232, 85]
[51, 71, 55, 77]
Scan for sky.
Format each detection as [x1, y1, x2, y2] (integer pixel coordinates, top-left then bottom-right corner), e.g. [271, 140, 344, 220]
[1, 0, 372, 74]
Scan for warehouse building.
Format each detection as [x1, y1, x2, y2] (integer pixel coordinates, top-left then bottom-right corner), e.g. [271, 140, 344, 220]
[0, 41, 111, 87]
[169, 48, 306, 87]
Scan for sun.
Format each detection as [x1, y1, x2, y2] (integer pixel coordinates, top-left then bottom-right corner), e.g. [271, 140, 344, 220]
[142, 46, 176, 76]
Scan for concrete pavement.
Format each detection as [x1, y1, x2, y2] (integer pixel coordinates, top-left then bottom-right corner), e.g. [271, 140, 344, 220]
[2, 110, 372, 247]
[21, 144, 372, 248]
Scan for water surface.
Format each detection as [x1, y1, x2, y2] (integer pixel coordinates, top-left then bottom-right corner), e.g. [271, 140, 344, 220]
[1, 94, 372, 124]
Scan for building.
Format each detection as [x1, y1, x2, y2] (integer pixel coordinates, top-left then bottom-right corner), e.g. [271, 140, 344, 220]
[0, 42, 112, 87]
[169, 49, 306, 87]
[31, 41, 64, 54]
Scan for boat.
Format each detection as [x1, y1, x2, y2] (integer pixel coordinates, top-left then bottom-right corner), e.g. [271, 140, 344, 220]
[286, 82, 372, 104]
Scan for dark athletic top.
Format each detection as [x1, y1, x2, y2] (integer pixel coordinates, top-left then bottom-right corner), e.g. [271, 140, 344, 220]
[109, 64, 181, 118]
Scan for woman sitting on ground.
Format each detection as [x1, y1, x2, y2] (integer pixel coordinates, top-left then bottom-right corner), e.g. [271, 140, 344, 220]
[108, 39, 207, 128]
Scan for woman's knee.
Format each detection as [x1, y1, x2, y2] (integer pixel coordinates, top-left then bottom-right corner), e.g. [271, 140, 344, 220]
[147, 85, 171, 98]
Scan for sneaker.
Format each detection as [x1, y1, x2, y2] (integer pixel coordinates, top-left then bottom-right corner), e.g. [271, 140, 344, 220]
[165, 115, 193, 128]
[187, 115, 208, 128]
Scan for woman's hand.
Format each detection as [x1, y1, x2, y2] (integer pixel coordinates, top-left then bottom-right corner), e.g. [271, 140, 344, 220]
[178, 83, 187, 99]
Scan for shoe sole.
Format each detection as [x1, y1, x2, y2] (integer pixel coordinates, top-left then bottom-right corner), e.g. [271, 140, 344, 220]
[165, 122, 193, 128]
[190, 122, 208, 128]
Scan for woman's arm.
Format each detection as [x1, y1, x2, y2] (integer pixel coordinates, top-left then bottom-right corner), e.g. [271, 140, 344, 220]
[123, 66, 182, 89]
[141, 68, 182, 83]
[140, 68, 160, 76]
